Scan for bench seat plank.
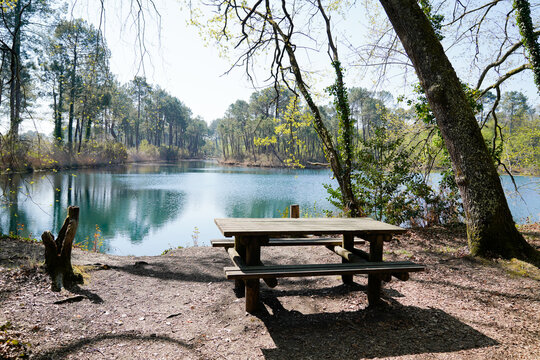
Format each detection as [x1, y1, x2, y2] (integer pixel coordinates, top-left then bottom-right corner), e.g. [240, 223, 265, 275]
[212, 237, 366, 247]
[224, 261, 425, 279]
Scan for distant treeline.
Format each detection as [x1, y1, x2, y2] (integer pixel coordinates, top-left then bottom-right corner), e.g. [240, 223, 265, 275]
[210, 86, 540, 174]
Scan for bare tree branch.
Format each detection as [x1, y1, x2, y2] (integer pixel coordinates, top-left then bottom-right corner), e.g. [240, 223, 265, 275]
[479, 63, 532, 98]
[475, 30, 540, 90]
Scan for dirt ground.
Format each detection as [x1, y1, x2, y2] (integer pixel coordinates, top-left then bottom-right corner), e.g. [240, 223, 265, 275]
[1, 224, 539, 360]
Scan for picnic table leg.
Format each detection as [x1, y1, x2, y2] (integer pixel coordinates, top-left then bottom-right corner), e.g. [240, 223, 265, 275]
[367, 234, 385, 306]
[244, 238, 261, 313]
[233, 237, 246, 297]
[341, 233, 354, 284]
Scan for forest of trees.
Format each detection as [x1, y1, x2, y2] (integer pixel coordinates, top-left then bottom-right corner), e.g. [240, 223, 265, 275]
[212, 86, 539, 173]
[0, 2, 210, 171]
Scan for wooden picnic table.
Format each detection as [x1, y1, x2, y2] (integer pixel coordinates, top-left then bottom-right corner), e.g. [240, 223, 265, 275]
[214, 217, 424, 313]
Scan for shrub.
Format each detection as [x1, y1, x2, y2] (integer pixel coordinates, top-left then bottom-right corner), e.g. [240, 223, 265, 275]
[159, 146, 180, 161]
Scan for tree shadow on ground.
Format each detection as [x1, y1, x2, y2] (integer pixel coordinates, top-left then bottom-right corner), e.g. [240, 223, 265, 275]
[33, 332, 194, 360]
[262, 281, 386, 298]
[65, 284, 104, 304]
[413, 277, 540, 302]
[0, 237, 43, 269]
[523, 248, 540, 268]
[256, 293, 497, 360]
[109, 257, 229, 284]
[402, 224, 467, 248]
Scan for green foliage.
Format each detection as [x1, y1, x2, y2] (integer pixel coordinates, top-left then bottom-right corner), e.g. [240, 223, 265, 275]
[255, 96, 312, 168]
[100, 141, 128, 164]
[50, 18, 110, 149]
[136, 139, 160, 159]
[161, 245, 183, 255]
[75, 140, 128, 165]
[479, 91, 539, 173]
[41, 21, 208, 164]
[326, 113, 434, 225]
[427, 169, 463, 225]
[278, 203, 328, 218]
[408, 83, 482, 126]
[419, 0, 445, 40]
[0, 1, 17, 10]
[159, 146, 180, 161]
[514, 0, 540, 93]
[353, 126, 425, 224]
[406, 81, 483, 179]
[326, 60, 354, 169]
[403, 84, 467, 223]
[221, 86, 323, 166]
[323, 80, 470, 225]
[502, 117, 540, 173]
[0, 137, 130, 173]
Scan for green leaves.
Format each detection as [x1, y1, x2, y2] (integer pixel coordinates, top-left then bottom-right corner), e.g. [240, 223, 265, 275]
[418, 0, 445, 41]
[351, 119, 422, 224]
[254, 96, 312, 169]
[326, 60, 354, 171]
[514, 0, 540, 93]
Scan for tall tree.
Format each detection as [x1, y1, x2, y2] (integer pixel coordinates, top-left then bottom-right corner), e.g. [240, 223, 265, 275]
[129, 76, 150, 150]
[7, 0, 23, 142]
[52, 19, 105, 152]
[501, 91, 531, 135]
[378, 0, 536, 259]
[0, 0, 49, 143]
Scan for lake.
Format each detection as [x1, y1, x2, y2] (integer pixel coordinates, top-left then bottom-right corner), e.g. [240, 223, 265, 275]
[1, 161, 539, 255]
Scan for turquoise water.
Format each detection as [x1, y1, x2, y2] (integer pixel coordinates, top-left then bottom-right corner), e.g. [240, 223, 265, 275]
[1, 161, 539, 255]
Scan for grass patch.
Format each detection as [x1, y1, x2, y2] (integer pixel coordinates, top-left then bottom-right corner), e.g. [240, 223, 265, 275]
[162, 245, 184, 255]
[72, 265, 92, 284]
[0, 234, 40, 243]
[435, 246, 461, 254]
[392, 249, 414, 258]
[497, 258, 540, 280]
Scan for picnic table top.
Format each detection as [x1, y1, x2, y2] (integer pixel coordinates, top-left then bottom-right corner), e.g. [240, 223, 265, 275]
[214, 217, 406, 237]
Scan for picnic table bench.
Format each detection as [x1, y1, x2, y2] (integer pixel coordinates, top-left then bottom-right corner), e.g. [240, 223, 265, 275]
[213, 217, 425, 313]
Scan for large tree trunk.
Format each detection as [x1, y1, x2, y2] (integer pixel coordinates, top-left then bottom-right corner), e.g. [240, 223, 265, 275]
[68, 42, 78, 154]
[9, 0, 22, 145]
[54, 73, 64, 143]
[378, 0, 535, 259]
[42, 206, 83, 291]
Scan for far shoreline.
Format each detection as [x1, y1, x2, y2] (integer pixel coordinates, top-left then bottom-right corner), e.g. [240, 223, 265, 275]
[2, 157, 538, 177]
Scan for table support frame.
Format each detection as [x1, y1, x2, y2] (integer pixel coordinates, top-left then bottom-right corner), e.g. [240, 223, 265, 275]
[341, 233, 354, 284]
[232, 232, 393, 313]
[367, 234, 387, 306]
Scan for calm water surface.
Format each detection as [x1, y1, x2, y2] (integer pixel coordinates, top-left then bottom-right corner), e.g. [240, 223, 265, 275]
[1, 161, 539, 255]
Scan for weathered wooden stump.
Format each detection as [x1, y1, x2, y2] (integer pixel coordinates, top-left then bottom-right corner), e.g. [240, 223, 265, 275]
[42, 206, 83, 291]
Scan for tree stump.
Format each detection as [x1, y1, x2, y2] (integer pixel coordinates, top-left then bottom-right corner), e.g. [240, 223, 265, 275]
[42, 206, 83, 291]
